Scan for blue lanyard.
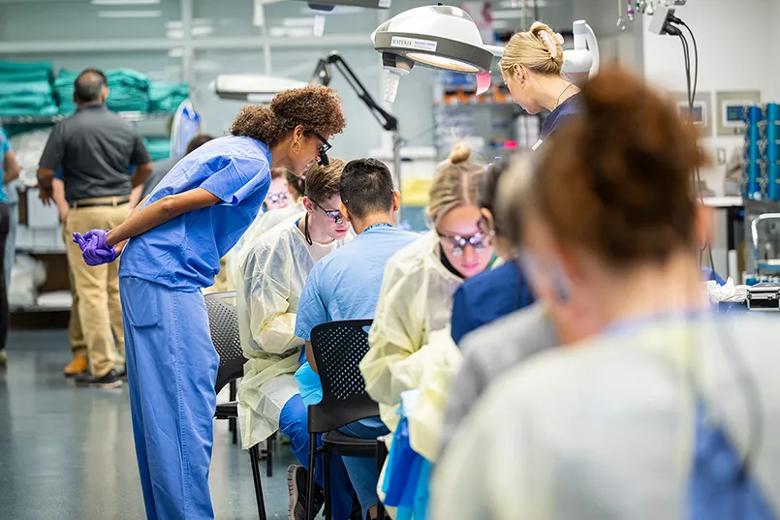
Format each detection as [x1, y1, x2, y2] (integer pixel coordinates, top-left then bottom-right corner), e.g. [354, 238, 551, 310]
[364, 223, 393, 233]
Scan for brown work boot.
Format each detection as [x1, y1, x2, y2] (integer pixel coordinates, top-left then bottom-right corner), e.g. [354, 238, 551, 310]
[64, 354, 89, 377]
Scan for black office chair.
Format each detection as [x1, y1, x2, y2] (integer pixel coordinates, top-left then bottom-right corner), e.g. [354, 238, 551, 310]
[304, 319, 386, 520]
[205, 291, 269, 520]
[206, 291, 276, 472]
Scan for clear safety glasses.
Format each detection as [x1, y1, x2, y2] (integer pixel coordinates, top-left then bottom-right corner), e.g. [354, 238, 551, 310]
[266, 191, 289, 205]
[436, 224, 493, 257]
[312, 199, 343, 225]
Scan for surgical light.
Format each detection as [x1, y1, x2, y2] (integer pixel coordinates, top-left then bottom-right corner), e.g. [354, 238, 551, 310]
[213, 75, 308, 102]
[294, 0, 390, 11]
[404, 53, 480, 73]
[372, 5, 600, 98]
[372, 5, 495, 74]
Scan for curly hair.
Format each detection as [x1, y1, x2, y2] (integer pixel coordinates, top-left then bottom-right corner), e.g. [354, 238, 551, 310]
[230, 85, 346, 146]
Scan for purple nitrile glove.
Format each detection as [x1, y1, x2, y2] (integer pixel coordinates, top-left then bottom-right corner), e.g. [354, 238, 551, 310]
[72, 229, 117, 266]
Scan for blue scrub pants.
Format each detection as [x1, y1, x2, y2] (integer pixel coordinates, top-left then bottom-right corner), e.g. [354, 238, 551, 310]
[120, 277, 219, 520]
[280, 394, 354, 519]
[339, 419, 389, 520]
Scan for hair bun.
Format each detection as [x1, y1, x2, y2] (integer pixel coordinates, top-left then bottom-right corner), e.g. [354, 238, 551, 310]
[448, 143, 472, 164]
[529, 22, 563, 60]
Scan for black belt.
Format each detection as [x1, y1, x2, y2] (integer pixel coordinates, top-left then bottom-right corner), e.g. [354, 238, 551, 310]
[70, 197, 130, 209]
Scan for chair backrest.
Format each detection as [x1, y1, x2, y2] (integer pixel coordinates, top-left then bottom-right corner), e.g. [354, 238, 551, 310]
[308, 319, 379, 434]
[204, 291, 246, 393]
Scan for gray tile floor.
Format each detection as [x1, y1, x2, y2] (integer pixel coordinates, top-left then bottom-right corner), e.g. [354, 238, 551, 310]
[0, 329, 297, 520]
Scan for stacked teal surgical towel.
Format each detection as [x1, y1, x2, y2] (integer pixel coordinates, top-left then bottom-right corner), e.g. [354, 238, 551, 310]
[106, 69, 150, 112]
[53, 69, 78, 114]
[149, 82, 189, 113]
[56, 68, 152, 114]
[3, 62, 189, 119]
[143, 136, 171, 161]
[0, 61, 58, 117]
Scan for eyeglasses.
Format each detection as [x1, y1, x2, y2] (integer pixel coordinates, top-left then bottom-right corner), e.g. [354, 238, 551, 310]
[266, 191, 288, 205]
[311, 199, 343, 224]
[436, 223, 493, 257]
[308, 131, 332, 166]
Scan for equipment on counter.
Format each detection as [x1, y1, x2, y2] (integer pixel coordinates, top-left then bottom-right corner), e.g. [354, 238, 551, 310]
[751, 213, 780, 277]
[747, 283, 780, 312]
[745, 105, 764, 200]
[766, 103, 779, 201]
[743, 106, 780, 202]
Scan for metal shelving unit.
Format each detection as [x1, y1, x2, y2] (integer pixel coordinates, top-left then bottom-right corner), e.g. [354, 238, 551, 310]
[431, 71, 539, 161]
[11, 304, 70, 313]
[0, 111, 173, 125]
[2, 111, 176, 313]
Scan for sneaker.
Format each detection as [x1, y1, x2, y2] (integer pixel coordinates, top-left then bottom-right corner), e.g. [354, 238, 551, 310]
[64, 354, 89, 377]
[287, 464, 324, 520]
[74, 369, 123, 389]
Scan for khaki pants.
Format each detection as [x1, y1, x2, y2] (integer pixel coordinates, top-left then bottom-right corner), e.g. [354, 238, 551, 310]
[63, 226, 86, 357]
[65, 202, 129, 377]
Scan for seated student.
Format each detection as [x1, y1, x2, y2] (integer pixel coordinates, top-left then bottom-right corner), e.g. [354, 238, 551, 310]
[449, 159, 535, 344]
[263, 166, 291, 211]
[359, 144, 497, 462]
[228, 167, 303, 289]
[432, 67, 780, 519]
[440, 154, 600, 454]
[441, 157, 737, 455]
[294, 158, 420, 520]
[235, 159, 354, 520]
[244, 169, 305, 245]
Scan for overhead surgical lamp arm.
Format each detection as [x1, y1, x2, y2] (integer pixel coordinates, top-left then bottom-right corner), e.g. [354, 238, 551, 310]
[566, 20, 600, 77]
[312, 52, 399, 132]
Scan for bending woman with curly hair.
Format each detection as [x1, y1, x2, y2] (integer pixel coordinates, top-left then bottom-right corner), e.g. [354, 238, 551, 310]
[72, 85, 346, 520]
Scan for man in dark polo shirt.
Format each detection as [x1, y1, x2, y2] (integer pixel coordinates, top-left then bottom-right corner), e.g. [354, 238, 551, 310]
[37, 68, 152, 388]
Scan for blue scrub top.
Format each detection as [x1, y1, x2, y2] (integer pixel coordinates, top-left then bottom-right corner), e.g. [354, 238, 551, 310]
[120, 135, 272, 290]
[0, 129, 10, 203]
[294, 225, 421, 406]
[450, 260, 535, 345]
[540, 93, 581, 141]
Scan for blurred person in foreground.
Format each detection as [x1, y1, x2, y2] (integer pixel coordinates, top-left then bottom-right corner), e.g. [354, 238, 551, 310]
[432, 66, 780, 520]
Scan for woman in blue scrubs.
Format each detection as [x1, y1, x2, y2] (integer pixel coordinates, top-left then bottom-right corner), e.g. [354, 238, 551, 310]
[450, 21, 583, 344]
[499, 21, 582, 148]
[73, 85, 346, 520]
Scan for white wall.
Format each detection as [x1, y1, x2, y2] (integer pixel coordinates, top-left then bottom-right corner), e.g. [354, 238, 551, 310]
[642, 0, 780, 195]
[573, 0, 645, 72]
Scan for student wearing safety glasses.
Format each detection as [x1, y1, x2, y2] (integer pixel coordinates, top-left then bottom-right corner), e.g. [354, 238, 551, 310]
[360, 144, 498, 462]
[235, 159, 357, 519]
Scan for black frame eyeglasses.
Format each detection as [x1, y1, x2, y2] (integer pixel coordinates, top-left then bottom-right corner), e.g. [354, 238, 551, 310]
[311, 198, 343, 225]
[308, 131, 332, 166]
